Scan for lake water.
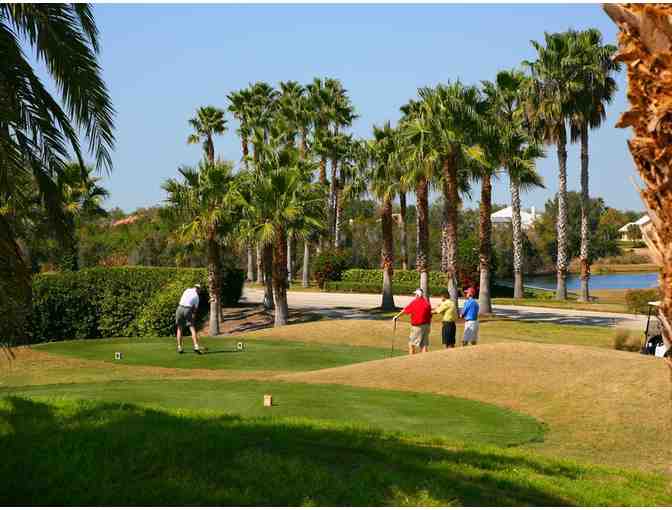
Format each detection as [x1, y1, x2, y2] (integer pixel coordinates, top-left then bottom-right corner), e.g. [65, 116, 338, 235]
[502, 271, 659, 290]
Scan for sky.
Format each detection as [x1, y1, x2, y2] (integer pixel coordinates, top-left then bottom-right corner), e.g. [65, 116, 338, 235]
[64, 3, 642, 214]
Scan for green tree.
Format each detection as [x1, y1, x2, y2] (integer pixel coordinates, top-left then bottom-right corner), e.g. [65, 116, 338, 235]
[568, 29, 620, 301]
[0, 4, 115, 343]
[187, 106, 227, 164]
[162, 161, 238, 336]
[525, 31, 583, 300]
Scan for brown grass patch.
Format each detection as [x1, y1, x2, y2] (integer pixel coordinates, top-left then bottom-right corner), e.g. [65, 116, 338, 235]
[279, 342, 672, 472]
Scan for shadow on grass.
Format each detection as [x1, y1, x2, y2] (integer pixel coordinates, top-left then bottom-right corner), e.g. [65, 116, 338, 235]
[1, 396, 656, 506]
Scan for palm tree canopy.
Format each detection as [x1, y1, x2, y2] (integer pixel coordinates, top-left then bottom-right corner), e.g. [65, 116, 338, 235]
[186, 106, 227, 157]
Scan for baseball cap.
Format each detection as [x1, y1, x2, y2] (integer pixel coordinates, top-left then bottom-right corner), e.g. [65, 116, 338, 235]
[414, 288, 423, 297]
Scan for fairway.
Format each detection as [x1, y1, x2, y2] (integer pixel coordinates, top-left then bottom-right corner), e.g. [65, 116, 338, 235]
[32, 337, 401, 371]
[1, 380, 543, 446]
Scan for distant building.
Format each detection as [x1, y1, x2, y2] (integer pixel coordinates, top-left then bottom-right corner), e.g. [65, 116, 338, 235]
[490, 205, 540, 230]
[618, 215, 649, 241]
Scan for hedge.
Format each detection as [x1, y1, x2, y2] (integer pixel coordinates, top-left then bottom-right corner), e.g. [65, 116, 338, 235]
[31, 265, 244, 343]
[341, 269, 449, 287]
[624, 288, 661, 315]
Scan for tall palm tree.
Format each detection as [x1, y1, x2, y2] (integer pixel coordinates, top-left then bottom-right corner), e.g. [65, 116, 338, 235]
[482, 70, 545, 299]
[568, 29, 620, 302]
[0, 4, 115, 343]
[236, 141, 324, 327]
[408, 83, 486, 304]
[187, 106, 227, 164]
[162, 161, 238, 336]
[370, 123, 400, 310]
[525, 32, 583, 300]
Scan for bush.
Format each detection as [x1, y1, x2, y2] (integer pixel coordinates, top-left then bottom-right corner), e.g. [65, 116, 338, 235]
[31, 265, 244, 343]
[313, 250, 351, 288]
[342, 269, 449, 287]
[613, 329, 641, 352]
[324, 280, 448, 296]
[624, 288, 661, 315]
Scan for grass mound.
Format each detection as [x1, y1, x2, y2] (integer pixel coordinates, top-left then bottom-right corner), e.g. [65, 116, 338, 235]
[2, 396, 669, 506]
[32, 337, 400, 371]
[2, 380, 543, 447]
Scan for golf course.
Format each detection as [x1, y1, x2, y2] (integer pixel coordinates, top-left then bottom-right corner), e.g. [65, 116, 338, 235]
[2, 314, 671, 506]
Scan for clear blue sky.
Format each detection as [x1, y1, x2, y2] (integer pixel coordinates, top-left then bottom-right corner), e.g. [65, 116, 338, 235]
[83, 3, 641, 213]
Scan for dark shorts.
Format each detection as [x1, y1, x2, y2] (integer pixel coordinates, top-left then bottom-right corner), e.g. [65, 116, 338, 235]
[442, 321, 456, 346]
[175, 305, 194, 330]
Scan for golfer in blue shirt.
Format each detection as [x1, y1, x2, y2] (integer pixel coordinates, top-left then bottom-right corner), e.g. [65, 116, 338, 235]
[460, 287, 480, 346]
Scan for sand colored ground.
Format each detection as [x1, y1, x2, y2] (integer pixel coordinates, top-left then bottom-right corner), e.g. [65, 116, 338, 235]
[280, 341, 672, 473]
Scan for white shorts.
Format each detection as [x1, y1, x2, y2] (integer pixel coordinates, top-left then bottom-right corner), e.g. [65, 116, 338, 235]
[463, 320, 479, 345]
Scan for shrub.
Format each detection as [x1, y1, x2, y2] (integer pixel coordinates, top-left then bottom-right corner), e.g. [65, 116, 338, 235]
[341, 269, 449, 287]
[613, 329, 641, 352]
[624, 288, 661, 315]
[31, 265, 243, 343]
[324, 280, 448, 296]
[313, 250, 351, 288]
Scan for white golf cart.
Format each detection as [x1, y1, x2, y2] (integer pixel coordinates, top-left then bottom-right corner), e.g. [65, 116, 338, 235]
[641, 301, 671, 357]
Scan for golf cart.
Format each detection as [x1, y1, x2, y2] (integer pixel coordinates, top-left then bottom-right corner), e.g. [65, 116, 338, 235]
[641, 301, 670, 357]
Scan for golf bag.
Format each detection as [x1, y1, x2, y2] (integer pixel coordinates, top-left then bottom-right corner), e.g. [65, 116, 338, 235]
[641, 334, 664, 356]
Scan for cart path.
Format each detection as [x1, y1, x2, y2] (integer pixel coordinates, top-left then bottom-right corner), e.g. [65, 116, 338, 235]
[242, 288, 647, 329]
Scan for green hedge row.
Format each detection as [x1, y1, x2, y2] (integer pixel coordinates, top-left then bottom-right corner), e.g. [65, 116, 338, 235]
[341, 269, 449, 287]
[325, 279, 524, 299]
[31, 266, 245, 343]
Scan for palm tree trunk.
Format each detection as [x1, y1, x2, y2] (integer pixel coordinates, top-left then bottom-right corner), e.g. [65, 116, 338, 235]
[399, 191, 408, 270]
[207, 134, 215, 164]
[242, 138, 249, 169]
[246, 244, 254, 282]
[287, 234, 293, 285]
[256, 243, 263, 284]
[272, 227, 289, 327]
[300, 128, 308, 159]
[416, 176, 430, 297]
[441, 158, 459, 307]
[302, 240, 310, 287]
[556, 125, 569, 300]
[479, 173, 493, 314]
[510, 179, 525, 299]
[381, 195, 396, 310]
[263, 244, 274, 310]
[207, 237, 220, 336]
[334, 182, 342, 249]
[330, 160, 338, 242]
[579, 121, 591, 302]
[319, 157, 327, 249]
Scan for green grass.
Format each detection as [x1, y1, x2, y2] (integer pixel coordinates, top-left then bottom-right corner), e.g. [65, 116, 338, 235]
[32, 336, 401, 371]
[1, 396, 668, 506]
[1, 380, 543, 446]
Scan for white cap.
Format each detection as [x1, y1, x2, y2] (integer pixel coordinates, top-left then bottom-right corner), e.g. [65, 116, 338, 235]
[414, 288, 423, 296]
[194, 284, 201, 289]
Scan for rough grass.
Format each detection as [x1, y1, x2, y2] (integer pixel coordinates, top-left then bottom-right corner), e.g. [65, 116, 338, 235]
[280, 341, 672, 473]
[1, 380, 543, 447]
[1, 397, 669, 506]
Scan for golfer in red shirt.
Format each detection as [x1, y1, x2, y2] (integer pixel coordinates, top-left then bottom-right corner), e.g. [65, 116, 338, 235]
[393, 289, 432, 354]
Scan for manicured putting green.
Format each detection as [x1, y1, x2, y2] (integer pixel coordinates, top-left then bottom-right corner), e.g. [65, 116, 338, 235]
[3, 379, 543, 447]
[33, 337, 401, 371]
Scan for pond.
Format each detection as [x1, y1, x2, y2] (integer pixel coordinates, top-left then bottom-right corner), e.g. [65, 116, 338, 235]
[503, 271, 659, 291]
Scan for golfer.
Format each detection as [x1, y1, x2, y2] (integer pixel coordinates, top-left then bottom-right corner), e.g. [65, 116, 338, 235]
[175, 284, 203, 354]
[433, 290, 457, 348]
[460, 287, 480, 346]
[393, 288, 432, 355]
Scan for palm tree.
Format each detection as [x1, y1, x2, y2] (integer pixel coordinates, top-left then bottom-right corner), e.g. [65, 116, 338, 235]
[57, 163, 109, 271]
[407, 83, 487, 304]
[482, 70, 545, 299]
[568, 29, 620, 302]
[162, 161, 238, 336]
[0, 4, 115, 343]
[370, 123, 400, 310]
[236, 141, 324, 327]
[525, 32, 583, 300]
[187, 106, 227, 163]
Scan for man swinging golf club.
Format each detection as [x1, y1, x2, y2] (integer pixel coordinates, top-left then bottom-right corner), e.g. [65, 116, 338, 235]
[175, 284, 204, 354]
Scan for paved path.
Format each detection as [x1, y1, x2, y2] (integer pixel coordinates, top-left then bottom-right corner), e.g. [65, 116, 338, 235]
[242, 289, 646, 329]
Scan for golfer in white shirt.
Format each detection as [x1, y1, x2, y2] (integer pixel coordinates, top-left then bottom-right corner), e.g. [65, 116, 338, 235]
[175, 284, 203, 354]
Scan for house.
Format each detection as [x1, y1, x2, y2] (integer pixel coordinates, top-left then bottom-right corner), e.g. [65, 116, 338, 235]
[490, 205, 540, 230]
[618, 215, 649, 241]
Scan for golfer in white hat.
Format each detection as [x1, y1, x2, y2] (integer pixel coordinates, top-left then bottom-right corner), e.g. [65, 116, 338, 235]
[175, 284, 203, 354]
